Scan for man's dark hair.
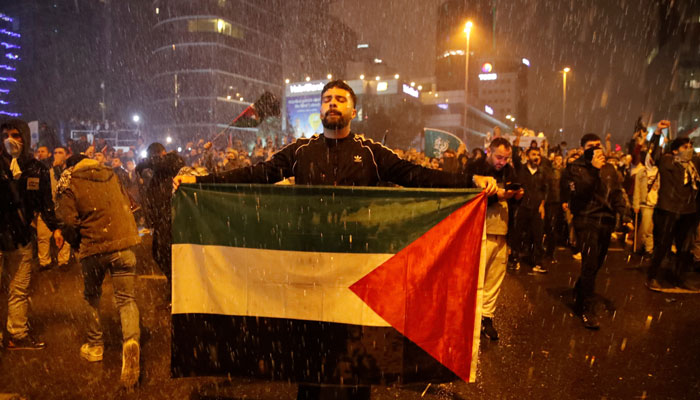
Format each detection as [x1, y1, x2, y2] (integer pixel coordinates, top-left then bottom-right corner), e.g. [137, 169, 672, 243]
[53, 145, 67, 153]
[489, 137, 512, 150]
[580, 133, 601, 148]
[670, 137, 690, 152]
[70, 140, 89, 155]
[526, 147, 540, 155]
[147, 142, 166, 158]
[66, 154, 88, 168]
[321, 80, 357, 108]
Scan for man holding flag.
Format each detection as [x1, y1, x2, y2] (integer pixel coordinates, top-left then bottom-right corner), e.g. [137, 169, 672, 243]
[174, 80, 497, 192]
[171, 80, 497, 386]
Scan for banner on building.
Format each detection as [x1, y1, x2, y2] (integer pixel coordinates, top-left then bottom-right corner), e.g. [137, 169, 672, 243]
[171, 184, 487, 383]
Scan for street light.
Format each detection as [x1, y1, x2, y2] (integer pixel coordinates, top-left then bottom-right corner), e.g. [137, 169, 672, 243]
[562, 67, 571, 134]
[132, 114, 140, 123]
[463, 21, 473, 142]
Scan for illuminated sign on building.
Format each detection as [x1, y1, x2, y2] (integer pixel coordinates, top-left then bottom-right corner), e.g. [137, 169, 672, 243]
[377, 81, 388, 92]
[481, 63, 493, 73]
[289, 81, 325, 94]
[437, 104, 449, 110]
[484, 105, 493, 115]
[402, 83, 419, 98]
[478, 73, 498, 81]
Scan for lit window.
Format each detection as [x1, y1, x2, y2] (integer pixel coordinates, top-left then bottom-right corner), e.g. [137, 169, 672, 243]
[187, 18, 243, 38]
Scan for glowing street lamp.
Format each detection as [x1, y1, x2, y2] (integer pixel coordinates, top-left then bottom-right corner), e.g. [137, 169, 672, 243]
[562, 67, 571, 133]
[132, 114, 140, 123]
[463, 21, 473, 142]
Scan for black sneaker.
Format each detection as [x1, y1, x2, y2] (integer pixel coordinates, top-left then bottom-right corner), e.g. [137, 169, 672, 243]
[7, 335, 46, 350]
[481, 317, 499, 341]
[579, 312, 600, 330]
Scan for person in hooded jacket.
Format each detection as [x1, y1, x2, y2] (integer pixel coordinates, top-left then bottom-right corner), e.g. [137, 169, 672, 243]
[136, 143, 185, 288]
[54, 154, 141, 388]
[0, 119, 62, 350]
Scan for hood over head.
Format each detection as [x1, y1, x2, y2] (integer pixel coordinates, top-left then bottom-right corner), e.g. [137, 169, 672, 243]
[70, 157, 114, 183]
[1, 118, 32, 160]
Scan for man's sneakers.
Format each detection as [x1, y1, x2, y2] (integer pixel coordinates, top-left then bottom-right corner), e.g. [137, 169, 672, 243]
[7, 335, 45, 350]
[481, 317, 499, 341]
[646, 278, 663, 292]
[531, 265, 548, 274]
[80, 343, 104, 362]
[120, 339, 140, 389]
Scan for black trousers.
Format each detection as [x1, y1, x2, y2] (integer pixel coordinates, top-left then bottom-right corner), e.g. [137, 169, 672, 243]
[152, 225, 172, 283]
[513, 206, 544, 266]
[648, 209, 697, 282]
[544, 203, 564, 258]
[573, 219, 613, 312]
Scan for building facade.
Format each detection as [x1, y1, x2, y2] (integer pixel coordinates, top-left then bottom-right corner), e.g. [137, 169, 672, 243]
[645, 1, 700, 137]
[0, 11, 20, 118]
[150, 0, 284, 143]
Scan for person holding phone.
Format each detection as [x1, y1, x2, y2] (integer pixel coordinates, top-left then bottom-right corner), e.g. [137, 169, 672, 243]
[469, 137, 523, 340]
[562, 133, 632, 329]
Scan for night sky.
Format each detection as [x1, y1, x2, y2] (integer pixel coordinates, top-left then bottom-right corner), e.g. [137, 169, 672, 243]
[335, 0, 658, 146]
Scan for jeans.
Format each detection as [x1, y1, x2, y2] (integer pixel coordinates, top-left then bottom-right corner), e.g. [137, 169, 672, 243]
[648, 209, 696, 282]
[81, 248, 140, 346]
[0, 241, 35, 340]
[573, 219, 613, 312]
[634, 206, 654, 254]
[36, 215, 71, 267]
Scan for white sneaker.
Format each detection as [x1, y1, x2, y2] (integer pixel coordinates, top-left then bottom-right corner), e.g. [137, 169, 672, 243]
[572, 252, 582, 260]
[532, 265, 548, 274]
[80, 343, 104, 362]
[120, 339, 140, 388]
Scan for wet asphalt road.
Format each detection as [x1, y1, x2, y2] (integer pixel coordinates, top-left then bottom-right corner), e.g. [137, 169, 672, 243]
[1, 238, 699, 400]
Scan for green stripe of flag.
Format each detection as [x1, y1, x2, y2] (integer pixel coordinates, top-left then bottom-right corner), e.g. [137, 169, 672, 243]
[173, 184, 482, 254]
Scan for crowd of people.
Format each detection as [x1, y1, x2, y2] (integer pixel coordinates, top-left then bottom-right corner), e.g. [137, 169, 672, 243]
[2, 79, 700, 389]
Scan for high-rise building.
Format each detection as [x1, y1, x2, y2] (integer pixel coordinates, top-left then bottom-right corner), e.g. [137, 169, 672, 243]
[0, 11, 20, 118]
[645, 1, 700, 137]
[149, 0, 284, 143]
[476, 57, 528, 124]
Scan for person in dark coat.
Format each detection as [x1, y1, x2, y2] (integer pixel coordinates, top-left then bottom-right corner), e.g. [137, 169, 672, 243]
[562, 133, 631, 329]
[0, 118, 62, 350]
[136, 143, 185, 288]
[646, 124, 700, 291]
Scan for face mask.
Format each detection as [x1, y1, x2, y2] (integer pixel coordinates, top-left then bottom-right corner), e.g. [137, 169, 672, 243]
[680, 147, 694, 162]
[3, 137, 22, 158]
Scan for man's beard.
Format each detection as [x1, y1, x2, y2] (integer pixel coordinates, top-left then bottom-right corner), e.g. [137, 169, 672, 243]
[321, 111, 349, 130]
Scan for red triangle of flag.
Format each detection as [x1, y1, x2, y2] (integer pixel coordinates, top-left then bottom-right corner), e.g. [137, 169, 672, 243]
[350, 193, 487, 382]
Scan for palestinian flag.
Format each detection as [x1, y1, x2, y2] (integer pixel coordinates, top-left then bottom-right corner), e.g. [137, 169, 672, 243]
[230, 91, 280, 128]
[171, 184, 487, 383]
